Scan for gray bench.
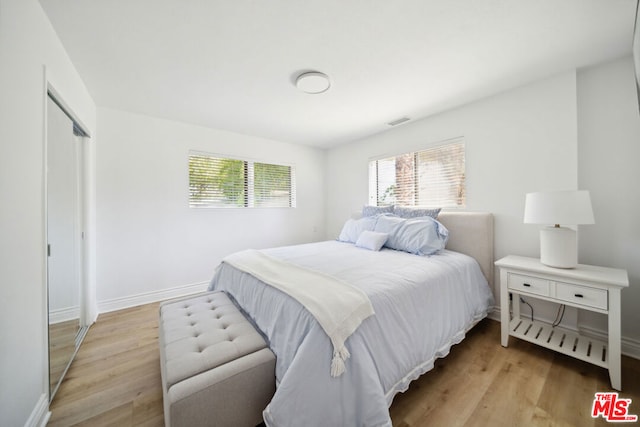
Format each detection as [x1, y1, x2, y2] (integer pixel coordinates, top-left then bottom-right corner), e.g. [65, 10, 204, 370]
[159, 291, 275, 427]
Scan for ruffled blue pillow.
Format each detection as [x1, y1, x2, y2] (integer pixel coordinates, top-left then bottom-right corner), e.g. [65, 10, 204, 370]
[375, 215, 448, 256]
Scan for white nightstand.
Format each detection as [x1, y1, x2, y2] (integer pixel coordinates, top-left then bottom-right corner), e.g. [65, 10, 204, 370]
[495, 255, 629, 390]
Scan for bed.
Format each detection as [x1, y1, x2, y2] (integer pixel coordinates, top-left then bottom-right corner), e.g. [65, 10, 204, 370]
[208, 211, 495, 426]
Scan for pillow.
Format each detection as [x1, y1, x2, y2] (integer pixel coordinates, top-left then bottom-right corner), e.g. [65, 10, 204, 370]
[373, 214, 404, 234]
[376, 215, 449, 256]
[362, 205, 394, 217]
[394, 206, 441, 219]
[355, 231, 389, 251]
[337, 216, 378, 243]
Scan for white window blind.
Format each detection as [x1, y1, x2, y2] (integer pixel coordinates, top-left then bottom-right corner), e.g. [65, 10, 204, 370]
[189, 152, 296, 208]
[253, 162, 296, 207]
[368, 140, 465, 208]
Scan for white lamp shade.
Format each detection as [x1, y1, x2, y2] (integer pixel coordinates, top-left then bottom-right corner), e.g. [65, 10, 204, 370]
[524, 190, 595, 225]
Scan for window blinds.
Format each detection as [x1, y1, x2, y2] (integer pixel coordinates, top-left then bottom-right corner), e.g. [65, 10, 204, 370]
[189, 153, 296, 208]
[369, 140, 465, 208]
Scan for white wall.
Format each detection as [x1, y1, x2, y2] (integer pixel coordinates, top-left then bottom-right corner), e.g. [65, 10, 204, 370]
[326, 71, 579, 305]
[0, 0, 96, 425]
[577, 56, 640, 345]
[96, 108, 325, 308]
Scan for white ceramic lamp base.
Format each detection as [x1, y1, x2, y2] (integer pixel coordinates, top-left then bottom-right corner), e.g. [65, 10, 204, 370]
[540, 226, 577, 269]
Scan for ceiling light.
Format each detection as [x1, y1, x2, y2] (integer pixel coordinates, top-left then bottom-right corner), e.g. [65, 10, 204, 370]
[296, 71, 331, 94]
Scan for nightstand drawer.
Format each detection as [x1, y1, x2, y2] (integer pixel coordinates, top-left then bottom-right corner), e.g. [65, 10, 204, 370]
[508, 273, 549, 296]
[556, 282, 608, 310]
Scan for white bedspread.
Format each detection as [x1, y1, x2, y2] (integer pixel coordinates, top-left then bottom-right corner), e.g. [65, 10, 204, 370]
[209, 240, 495, 427]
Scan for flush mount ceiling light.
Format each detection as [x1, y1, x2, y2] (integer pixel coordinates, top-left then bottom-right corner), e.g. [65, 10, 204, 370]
[295, 71, 331, 94]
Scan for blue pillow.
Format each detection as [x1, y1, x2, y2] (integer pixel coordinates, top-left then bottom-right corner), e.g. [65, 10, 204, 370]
[337, 216, 378, 243]
[362, 205, 394, 217]
[376, 215, 448, 256]
[394, 206, 441, 219]
[373, 214, 404, 234]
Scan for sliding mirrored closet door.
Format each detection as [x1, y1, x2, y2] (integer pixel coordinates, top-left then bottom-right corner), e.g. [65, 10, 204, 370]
[46, 94, 88, 400]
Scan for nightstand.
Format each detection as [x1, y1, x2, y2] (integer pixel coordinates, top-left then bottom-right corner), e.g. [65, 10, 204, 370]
[495, 255, 629, 390]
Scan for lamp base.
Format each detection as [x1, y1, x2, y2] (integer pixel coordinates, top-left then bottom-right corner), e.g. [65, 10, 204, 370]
[540, 226, 577, 269]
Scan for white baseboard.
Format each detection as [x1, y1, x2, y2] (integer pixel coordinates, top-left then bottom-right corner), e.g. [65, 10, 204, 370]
[49, 306, 80, 324]
[487, 305, 500, 322]
[579, 324, 640, 361]
[25, 393, 50, 427]
[490, 306, 640, 361]
[98, 281, 209, 313]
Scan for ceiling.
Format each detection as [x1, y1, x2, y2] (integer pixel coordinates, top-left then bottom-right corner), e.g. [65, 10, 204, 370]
[40, 0, 637, 148]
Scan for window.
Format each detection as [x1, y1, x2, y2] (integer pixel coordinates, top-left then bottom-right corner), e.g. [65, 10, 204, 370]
[189, 152, 296, 208]
[368, 139, 465, 208]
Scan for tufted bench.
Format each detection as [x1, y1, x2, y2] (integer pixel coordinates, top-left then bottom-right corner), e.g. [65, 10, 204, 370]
[159, 291, 275, 427]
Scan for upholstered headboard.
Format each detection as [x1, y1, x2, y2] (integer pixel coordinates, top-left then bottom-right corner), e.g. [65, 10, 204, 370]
[349, 210, 494, 286]
[437, 211, 494, 286]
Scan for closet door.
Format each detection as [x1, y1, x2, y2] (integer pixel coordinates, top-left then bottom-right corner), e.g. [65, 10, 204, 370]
[47, 96, 82, 399]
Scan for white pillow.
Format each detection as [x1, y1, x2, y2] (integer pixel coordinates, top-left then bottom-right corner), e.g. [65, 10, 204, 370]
[355, 230, 389, 251]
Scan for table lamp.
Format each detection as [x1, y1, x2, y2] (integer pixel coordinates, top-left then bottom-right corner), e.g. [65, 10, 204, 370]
[524, 190, 595, 268]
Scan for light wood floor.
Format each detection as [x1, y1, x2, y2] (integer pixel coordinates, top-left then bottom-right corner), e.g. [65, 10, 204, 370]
[49, 302, 640, 426]
[49, 318, 80, 396]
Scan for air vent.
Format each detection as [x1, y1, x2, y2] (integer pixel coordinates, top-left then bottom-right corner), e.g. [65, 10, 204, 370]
[387, 117, 410, 126]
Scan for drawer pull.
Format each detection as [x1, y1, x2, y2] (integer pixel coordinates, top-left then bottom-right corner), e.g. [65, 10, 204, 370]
[574, 294, 584, 298]
[523, 283, 531, 287]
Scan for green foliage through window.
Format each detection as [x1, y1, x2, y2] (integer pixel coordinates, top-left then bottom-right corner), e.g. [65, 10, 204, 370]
[254, 162, 293, 207]
[189, 153, 295, 208]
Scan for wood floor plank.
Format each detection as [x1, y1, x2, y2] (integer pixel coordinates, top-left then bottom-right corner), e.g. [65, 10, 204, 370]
[389, 322, 511, 427]
[53, 363, 160, 417]
[49, 302, 640, 426]
[49, 303, 164, 427]
[73, 402, 133, 427]
[131, 386, 165, 427]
